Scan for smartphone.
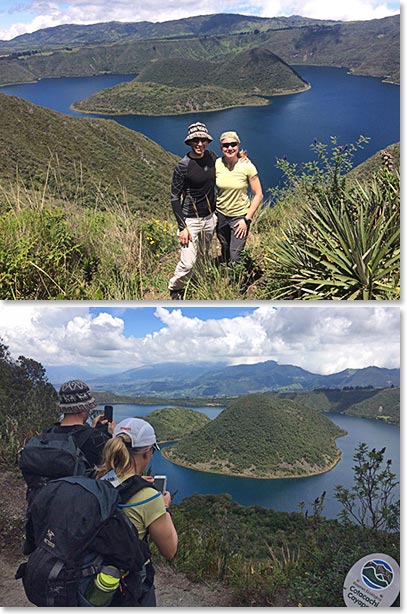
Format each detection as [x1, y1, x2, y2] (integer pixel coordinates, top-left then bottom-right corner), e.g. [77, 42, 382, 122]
[153, 475, 167, 493]
[103, 405, 113, 423]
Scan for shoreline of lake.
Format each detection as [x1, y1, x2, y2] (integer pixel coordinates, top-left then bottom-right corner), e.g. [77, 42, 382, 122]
[161, 446, 343, 480]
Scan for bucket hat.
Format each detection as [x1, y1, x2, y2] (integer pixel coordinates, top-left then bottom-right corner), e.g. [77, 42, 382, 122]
[184, 122, 213, 144]
[58, 380, 97, 414]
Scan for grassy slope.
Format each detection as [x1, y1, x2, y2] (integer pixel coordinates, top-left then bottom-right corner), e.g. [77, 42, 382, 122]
[0, 93, 177, 214]
[165, 393, 345, 478]
[72, 82, 269, 116]
[348, 142, 400, 182]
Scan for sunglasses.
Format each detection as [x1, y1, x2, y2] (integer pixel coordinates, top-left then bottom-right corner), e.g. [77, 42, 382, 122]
[221, 142, 238, 149]
[191, 138, 208, 143]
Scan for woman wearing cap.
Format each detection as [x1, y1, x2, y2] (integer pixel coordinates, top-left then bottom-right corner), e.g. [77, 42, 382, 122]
[96, 417, 178, 606]
[168, 121, 218, 300]
[216, 131, 263, 266]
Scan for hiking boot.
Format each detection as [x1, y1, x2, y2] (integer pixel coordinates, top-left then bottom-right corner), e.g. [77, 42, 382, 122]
[170, 289, 185, 300]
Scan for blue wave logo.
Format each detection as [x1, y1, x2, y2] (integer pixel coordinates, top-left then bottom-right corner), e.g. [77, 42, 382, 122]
[361, 559, 394, 590]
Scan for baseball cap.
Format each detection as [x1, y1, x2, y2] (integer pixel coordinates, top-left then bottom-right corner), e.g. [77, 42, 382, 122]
[113, 417, 160, 450]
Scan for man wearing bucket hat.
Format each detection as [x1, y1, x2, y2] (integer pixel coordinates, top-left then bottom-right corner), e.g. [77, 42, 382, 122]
[21, 380, 114, 479]
[168, 121, 218, 300]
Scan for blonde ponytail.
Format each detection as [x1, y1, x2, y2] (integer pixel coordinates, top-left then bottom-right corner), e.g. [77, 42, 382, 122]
[96, 434, 135, 479]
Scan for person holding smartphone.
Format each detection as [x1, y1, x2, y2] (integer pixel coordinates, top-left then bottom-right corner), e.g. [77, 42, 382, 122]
[96, 417, 178, 606]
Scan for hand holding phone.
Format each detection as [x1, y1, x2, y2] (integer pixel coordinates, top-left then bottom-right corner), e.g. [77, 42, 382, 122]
[153, 475, 167, 493]
[103, 405, 113, 423]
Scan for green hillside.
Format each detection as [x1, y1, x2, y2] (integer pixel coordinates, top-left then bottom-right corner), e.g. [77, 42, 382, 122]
[279, 388, 400, 424]
[343, 387, 399, 423]
[164, 393, 346, 478]
[0, 93, 176, 213]
[348, 142, 400, 183]
[143, 407, 210, 443]
[73, 48, 308, 115]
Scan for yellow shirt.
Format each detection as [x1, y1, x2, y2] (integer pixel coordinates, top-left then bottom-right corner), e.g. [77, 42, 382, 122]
[120, 481, 166, 540]
[216, 157, 258, 217]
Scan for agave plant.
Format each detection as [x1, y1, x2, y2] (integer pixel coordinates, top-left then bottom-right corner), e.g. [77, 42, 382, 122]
[265, 169, 400, 300]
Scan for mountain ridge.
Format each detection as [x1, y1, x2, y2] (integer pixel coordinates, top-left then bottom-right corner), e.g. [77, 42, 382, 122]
[0, 14, 399, 86]
[71, 359, 400, 397]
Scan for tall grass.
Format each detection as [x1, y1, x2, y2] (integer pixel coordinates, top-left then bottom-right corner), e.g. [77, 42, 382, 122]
[0, 145, 400, 300]
[0, 179, 177, 299]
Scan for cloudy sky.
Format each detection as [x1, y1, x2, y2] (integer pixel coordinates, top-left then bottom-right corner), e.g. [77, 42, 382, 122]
[0, 303, 399, 376]
[0, 0, 400, 41]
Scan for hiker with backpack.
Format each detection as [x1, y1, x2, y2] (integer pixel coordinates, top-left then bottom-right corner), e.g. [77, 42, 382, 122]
[16, 417, 177, 607]
[95, 417, 178, 606]
[19, 379, 114, 553]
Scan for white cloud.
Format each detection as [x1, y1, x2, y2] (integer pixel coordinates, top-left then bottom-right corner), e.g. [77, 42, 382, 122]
[0, 0, 399, 40]
[0, 304, 399, 376]
[250, 0, 399, 21]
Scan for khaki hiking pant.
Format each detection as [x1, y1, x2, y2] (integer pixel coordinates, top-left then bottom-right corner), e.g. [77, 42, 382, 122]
[168, 213, 217, 291]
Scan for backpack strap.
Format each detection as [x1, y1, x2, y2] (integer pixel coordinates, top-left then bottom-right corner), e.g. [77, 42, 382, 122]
[117, 475, 157, 505]
[118, 492, 162, 509]
[73, 425, 97, 450]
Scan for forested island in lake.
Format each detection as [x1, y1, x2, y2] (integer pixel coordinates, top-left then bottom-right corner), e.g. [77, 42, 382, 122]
[163, 393, 347, 478]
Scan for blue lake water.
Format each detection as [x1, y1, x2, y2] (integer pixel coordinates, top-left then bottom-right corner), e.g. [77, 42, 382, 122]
[98, 404, 400, 520]
[0, 66, 399, 191]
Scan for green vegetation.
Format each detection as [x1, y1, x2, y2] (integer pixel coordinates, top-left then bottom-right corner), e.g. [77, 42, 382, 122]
[73, 49, 308, 115]
[0, 94, 176, 212]
[0, 15, 337, 54]
[335, 443, 399, 532]
[0, 94, 179, 299]
[280, 387, 400, 424]
[343, 388, 400, 423]
[165, 393, 346, 478]
[142, 407, 210, 442]
[0, 339, 58, 466]
[258, 139, 400, 300]
[73, 82, 269, 116]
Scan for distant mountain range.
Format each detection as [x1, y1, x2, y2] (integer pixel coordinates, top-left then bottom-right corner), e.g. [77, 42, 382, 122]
[50, 360, 400, 398]
[0, 15, 348, 51]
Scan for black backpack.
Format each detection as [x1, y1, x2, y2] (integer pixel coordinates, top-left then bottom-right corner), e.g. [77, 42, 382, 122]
[16, 475, 154, 607]
[18, 426, 95, 501]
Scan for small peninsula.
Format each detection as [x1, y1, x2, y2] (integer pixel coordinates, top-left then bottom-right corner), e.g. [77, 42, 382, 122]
[163, 393, 346, 479]
[72, 48, 309, 116]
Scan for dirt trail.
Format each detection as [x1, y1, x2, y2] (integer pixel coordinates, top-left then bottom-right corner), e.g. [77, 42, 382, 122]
[0, 553, 233, 607]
